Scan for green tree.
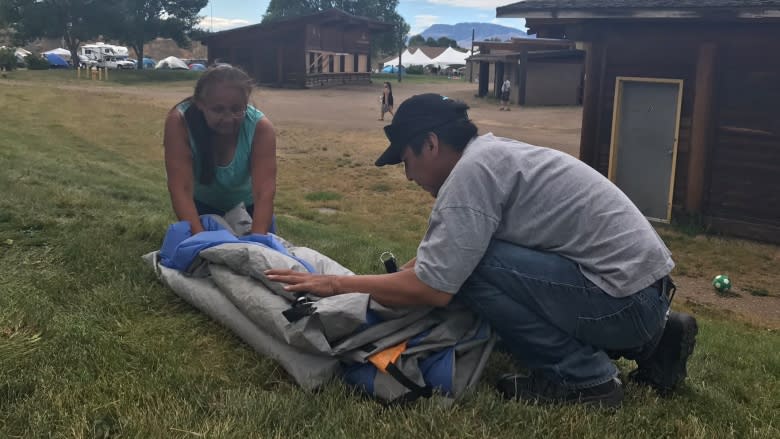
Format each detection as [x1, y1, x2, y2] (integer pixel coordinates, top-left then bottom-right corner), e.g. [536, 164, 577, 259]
[407, 34, 425, 47]
[0, 0, 120, 64]
[262, 0, 408, 58]
[107, 0, 207, 69]
[436, 36, 459, 49]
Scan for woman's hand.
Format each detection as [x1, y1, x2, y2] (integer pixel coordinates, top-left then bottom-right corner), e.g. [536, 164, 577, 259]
[265, 269, 340, 297]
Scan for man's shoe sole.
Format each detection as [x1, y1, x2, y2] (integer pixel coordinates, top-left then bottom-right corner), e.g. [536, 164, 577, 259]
[497, 375, 624, 408]
[629, 312, 698, 394]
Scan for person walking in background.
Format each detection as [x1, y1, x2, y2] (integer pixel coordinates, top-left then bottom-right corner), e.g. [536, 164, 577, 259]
[500, 79, 511, 111]
[379, 82, 394, 121]
[163, 66, 277, 235]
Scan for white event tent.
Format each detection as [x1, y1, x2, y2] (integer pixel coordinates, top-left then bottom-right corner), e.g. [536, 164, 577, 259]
[429, 47, 471, 68]
[383, 48, 434, 68]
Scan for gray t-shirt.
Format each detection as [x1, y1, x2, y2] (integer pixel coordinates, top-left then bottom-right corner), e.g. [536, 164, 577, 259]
[415, 133, 674, 298]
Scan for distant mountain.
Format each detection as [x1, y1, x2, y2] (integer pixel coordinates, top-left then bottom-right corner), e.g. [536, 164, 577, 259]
[419, 23, 529, 49]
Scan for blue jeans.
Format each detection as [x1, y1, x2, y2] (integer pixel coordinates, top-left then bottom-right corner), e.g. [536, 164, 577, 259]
[457, 240, 670, 389]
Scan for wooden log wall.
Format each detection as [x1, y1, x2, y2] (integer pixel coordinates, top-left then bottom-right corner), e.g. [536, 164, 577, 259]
[707, 40, 780, 234]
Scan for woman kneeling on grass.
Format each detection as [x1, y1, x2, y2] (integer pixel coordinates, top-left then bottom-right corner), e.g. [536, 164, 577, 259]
[164, 66, 277, 235]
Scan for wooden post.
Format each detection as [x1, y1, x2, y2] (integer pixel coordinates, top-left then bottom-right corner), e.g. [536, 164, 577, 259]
[478, 62, 489, 97]
[517, 50, 528, 106]
[276, 46, 284, 85]
[104, 67, 108, 81]
[579, 41, 606, 166]
[686, 43, 718, 214]
[494, 62, 505, 99]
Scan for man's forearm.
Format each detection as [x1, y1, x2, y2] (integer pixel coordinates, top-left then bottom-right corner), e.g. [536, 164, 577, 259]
[334, 270, 451, 308]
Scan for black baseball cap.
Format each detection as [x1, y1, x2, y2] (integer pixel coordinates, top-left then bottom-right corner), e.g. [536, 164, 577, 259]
[375, 93, 470, 166]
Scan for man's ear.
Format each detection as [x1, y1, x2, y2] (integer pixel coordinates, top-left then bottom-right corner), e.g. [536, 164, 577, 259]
[428, 132, 440, 153]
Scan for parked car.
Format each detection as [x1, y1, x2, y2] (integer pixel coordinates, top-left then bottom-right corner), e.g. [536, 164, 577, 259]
[78, 55, 97, 68]
[97, 55, 135, 69]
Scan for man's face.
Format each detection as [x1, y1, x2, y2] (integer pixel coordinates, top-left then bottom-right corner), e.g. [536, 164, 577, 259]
[400, 136, 446, 197]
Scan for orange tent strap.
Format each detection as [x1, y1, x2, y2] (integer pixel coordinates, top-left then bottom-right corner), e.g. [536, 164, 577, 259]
[367, 340, 408, 373]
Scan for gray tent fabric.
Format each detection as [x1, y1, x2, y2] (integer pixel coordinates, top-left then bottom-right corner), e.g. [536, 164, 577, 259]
[144, 208, 495, 402]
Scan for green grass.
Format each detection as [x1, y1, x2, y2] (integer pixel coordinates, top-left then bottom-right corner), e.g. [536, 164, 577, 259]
[304, 191, 344, 202]
[0, 83, 778, 437]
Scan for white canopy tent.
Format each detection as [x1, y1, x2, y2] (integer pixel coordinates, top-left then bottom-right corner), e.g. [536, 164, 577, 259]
[403, 48, 434, 66]
[383, 48, 434, 68]
[430, 47, 470, 68]
[155, 56, 189, 70]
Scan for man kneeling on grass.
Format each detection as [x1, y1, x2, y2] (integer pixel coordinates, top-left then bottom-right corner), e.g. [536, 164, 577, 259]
[267, 94, 698, 408]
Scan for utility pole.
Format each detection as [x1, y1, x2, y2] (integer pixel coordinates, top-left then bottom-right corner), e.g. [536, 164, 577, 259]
[397, 25, 403, 83]
[469, 28, 475, 82]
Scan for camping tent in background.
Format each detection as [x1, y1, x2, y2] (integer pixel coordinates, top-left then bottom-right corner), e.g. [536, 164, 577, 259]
[381, 65, 405, 74]
[142, 57, 156, 69]
[14, 48, 31, 64]
[155, 56, 188, 70]
[45, 53, 69, 68]
[430, 47, 470, 68]
[188, 63, 206, 71]
[43, 48, 72, 62]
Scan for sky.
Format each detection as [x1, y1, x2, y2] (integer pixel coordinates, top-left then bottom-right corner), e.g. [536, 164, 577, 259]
[199, 1, 526, 35]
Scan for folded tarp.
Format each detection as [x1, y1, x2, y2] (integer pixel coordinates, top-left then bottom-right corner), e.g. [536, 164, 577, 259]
[144, 206, 494, 403]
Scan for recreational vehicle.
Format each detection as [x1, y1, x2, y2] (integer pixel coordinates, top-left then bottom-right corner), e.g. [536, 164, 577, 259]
[79, 43, 133, 69]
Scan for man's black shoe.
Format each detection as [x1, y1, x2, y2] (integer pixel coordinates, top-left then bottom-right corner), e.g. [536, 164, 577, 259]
[629, 311, 698, 395]
[496, 372, 624, 408]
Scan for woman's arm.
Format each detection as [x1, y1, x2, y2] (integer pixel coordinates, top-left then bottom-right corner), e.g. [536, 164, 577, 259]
[163, 109, 204, 234]
[249, 117, 277, 234]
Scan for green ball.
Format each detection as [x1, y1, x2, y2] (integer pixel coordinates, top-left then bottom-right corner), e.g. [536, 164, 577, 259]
[712, 274, 732, 292]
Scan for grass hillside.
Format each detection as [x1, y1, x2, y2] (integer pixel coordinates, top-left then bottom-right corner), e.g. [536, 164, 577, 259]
[0, 78, 777, 437]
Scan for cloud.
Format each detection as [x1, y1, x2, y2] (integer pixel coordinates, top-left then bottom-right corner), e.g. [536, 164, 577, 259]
[411, 15, 440, 34]
[198, 16, 254, 32]
[426, 0, 509, 8]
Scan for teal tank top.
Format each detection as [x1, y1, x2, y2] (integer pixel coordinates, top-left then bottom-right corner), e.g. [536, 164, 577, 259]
[176, 101, 265, 212]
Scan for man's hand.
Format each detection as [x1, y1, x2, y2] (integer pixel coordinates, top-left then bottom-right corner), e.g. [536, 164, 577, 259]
[267, 268, 452, 308]
[265, 269, 340, 297]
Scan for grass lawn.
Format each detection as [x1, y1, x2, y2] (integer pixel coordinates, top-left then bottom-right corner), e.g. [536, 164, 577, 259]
[0, 82, 778, 438]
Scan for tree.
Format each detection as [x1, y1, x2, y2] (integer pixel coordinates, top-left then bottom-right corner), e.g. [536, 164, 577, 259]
[262, 0, 409, 58]
[1, 0, 120, 64]
[407, 35, 460, 49]
[407, 34, 425, 47]
[107, 0, 207, 69]
[436, 36, 458, 49]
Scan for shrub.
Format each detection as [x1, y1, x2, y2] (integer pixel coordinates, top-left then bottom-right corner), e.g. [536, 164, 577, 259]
[406, 64, 424, 74]
[25, 53, 50, 70]
[0, 48, 17, 71]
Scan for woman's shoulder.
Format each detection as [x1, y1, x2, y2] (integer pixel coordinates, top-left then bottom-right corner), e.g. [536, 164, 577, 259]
[247, 104, 265, 121]
[175, 99, 193, 114]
